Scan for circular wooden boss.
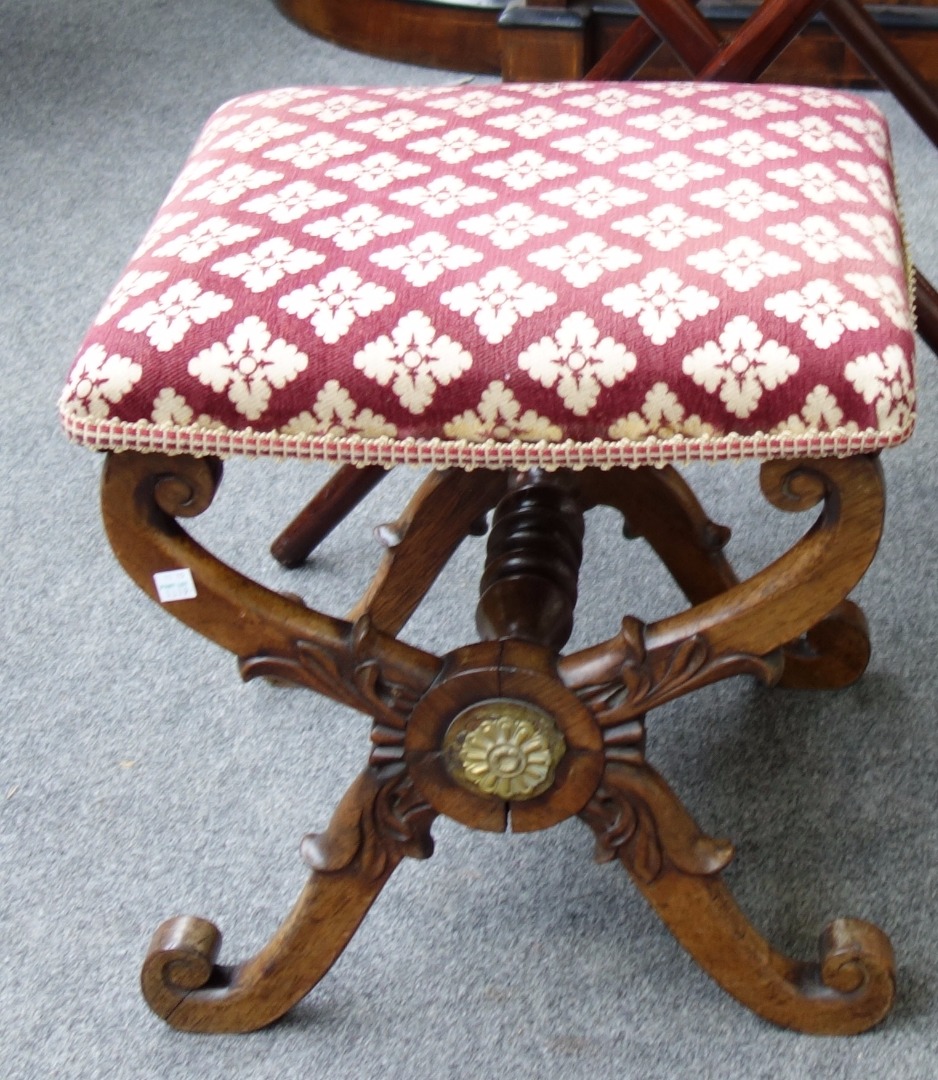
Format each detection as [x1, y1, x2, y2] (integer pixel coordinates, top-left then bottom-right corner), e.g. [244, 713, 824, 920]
[405, 646, 603, 832]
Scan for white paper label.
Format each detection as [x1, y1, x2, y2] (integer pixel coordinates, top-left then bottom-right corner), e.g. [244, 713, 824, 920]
[153, 568, 197, 603]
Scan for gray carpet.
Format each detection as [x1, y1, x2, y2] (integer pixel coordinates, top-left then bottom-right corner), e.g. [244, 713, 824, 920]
[3, 1, 938, 1076]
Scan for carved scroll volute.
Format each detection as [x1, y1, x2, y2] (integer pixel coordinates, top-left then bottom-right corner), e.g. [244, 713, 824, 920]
[102, 451, 349, 657]
[564, 616, 782, 728]
[101, 451, 442, 718]
[661, 455, 885, 657]
[580, 763, 735, 885]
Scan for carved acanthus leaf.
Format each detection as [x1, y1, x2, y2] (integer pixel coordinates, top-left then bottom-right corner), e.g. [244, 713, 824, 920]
[239, 643, 361, 708]
[580, 779, 660, 883]
[580, 764, 734, 885]
[238, 616, 437, 730]
[301, 766, 436, 883]
[573, 617, 781, 727]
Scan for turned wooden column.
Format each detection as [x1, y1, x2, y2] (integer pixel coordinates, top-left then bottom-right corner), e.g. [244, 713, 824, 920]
[476, 471, 584, 649]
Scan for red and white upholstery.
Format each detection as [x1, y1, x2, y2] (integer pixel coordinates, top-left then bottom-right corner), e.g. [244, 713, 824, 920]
[60, 82, 916, 469]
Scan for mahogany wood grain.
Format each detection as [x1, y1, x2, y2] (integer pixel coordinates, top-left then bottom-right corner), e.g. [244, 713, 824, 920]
[629, 0, 724, 73]
[275, 0, 502, 74]
[476, 474, 584, 648]
[696, 0, 826, 79]
[499, 2, 591, 80]
[585, 16, 667, 80]
[273, 0, 938, 89]
[141, 767, 436, 1032]
[347, 467, 508, 635]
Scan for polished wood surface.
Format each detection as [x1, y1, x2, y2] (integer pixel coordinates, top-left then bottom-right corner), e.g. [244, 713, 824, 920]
[270, 463, 387, 568]
[276, 0, 503, 75]
[273, 0, 938, 89]
[104, 450, 895, 1034]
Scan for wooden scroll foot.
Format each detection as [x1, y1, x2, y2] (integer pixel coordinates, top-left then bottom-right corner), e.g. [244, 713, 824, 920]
[581, 763, 895, 1035]
[141, 766, 436, 1033]
[109, 451, 893, 1033]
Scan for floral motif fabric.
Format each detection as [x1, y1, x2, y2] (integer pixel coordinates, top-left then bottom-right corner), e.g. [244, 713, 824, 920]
[60, 82, 916, 469]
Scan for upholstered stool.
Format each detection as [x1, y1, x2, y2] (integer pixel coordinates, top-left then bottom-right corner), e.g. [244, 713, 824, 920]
[60, 81, 915, 1035]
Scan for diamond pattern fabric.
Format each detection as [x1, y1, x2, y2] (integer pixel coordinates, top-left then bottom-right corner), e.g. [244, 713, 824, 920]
[60, 82, 916, 468]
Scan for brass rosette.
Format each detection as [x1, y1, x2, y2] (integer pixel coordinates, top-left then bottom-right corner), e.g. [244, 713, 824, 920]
[445, 700, 566, 801]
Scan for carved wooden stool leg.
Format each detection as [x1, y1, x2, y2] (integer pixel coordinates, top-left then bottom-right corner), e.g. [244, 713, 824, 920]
[757, 464, 873, 690]
[775, 599, 871, 690]
[102, 450, 895, 1033]
[561, 455, 893, 1033]
[142, 765, 436, 1033]
[581, 762, 895, 1034]
[271, 464, 389, 568]
[578, 764, 893, 1032]
[576, 465, 873, 690]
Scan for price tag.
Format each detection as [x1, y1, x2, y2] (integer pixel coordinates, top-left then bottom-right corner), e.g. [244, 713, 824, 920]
[153, 568, 197, 603]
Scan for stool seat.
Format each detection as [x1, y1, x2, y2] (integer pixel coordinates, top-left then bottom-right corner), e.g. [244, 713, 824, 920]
[60, 81, 915, 468]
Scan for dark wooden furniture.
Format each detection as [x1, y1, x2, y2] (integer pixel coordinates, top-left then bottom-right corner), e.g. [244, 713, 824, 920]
[274, 0, 938, 88]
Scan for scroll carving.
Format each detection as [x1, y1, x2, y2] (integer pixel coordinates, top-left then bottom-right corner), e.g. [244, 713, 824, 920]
[580, 762, 895, 1035]
[102, 451, 442, 724]
[114, 448, 895, 1035]
[140, 766, 437, 1033]
[239, 615, 437, 731]
[580, 764, 734, 885]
